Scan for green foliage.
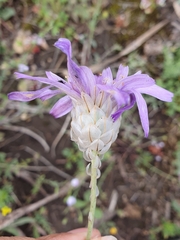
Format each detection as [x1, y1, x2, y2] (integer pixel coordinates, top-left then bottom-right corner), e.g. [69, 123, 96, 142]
[0, 152, 19, 179]
[44, 179, 60, 193]
[161, 221, 180, 239]
[32, 0, 103, 39]
[33, 208, 52, 237]
[171, 199, 180, 216]
[173, 141, 180, 176]
[3, 211, 52, 237]
[32, 0, 73, 37]
[3, 217, 35, 236]
[0, 152, 31, 179]
[0, 41, 14, 91]
[74, 189, 103, 221]
[99, 220, 118, 236]
[62, 143, 85, 171]
[31, 174, 60, 196]
[127, 51, 146, 74]
[31, 175, 45, 195]
[149, 220, 180, 240]
[135, 150, 153, 168]
[156, 47, 180, 116]
[3, 209, 52, 237]
[0, 0, 15, 21]
[0, 185, 14, 208]
[94, 207, 103, 219]
[162, 48, 180, 79]
[150, 199, 180, 239]
[63, 188, 103, 225]
[0, 41, 29, 91]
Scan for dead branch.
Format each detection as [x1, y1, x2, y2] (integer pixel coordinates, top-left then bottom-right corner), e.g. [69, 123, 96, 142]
[90, 20, 169, 73]
[23, 146, 71, 179]
[51, 114, 71, 158]
[94, 190, 118, 228]
[0, 125, 50, 152]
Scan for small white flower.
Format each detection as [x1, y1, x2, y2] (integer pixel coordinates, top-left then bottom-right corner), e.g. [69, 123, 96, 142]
[151, 140, 157, 146]
[155, 155, 162, 162]
[70, 178, 80, 188]
[66, 196, 76, 206]
[18, 64, 29, 73]
[158, 141, 165, 148]
[156, 0, 166, 6]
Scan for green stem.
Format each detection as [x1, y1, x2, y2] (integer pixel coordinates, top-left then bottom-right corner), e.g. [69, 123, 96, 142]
[86, 156, 98, 240]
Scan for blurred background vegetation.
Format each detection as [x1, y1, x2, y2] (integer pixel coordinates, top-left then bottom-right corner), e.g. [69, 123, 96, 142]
[0, 0, 180, 239]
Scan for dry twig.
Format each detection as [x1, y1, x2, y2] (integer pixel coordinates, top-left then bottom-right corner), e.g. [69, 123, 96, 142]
[94, 190, 118, 228]
[23, 146, 71, 179]
[90, 20, 169, 73]
[16, 170, 48, 196]
[51, 114, 71, 158]
[0, 125, 50, 152]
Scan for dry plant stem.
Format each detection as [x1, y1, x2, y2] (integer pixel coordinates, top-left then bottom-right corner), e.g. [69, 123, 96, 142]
[86, 156, 98, 240]
[23, 145, 71, 179]
[90, 19, 169, 73]
[0, 125, 50, 152]
[51, 113, 71, 158]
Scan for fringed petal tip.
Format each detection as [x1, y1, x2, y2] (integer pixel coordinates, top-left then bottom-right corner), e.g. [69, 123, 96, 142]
[144, 131, 149, 138]
[7, 92, 16, 100]
[54, 38, 72, 58]
[116, 64, 129, 80]
[8, 92, 34, 102]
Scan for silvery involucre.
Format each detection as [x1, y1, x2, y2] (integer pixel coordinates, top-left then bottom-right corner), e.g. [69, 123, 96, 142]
[70, 92, 121, 165]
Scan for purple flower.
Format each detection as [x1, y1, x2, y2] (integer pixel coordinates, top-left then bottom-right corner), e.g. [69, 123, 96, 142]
[8, 38, 173, 137]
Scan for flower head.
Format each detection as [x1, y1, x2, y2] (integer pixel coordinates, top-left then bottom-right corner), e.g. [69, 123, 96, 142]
[8, 38, 173, 139]
[109, 227, 118, 235]
[66, 196, 76, 207]
[70, 178, 80, 188]
[1, 206, 12, 216]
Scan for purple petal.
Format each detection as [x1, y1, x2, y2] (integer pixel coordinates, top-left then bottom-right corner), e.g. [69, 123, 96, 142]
[14, 72, 79, 99]
[50, 95, 73, 118]
[67, 58, 96, 95]
[115, 65, 129, 81]
[77, 66, 96, 94]
[54, 38, 96, 96]
[8, 86, 50, 102]
[97, 84, 130, 107]
[45, 71, 65, 83]
[112, 94, 136, 121]
[54, 38, 72, 58]
[40, 89, 62, 101]
[15, 72, 56, 83]
[118, 74, 155, 91]
[101, 67, 113, 84]
[67, 62, 88, 93]
[134, 70, 142, 75]
[95, 74, 103, 84]
[138, 85, 174, 102]
[133, 91, 149, 137]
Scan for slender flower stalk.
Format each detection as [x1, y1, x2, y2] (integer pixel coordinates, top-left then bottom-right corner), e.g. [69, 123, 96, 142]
[8, 38, 173, 240]
[86, 153, 98, 240]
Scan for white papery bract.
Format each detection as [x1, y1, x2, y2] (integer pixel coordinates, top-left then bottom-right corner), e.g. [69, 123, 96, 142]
[70, 91, 121, 179]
